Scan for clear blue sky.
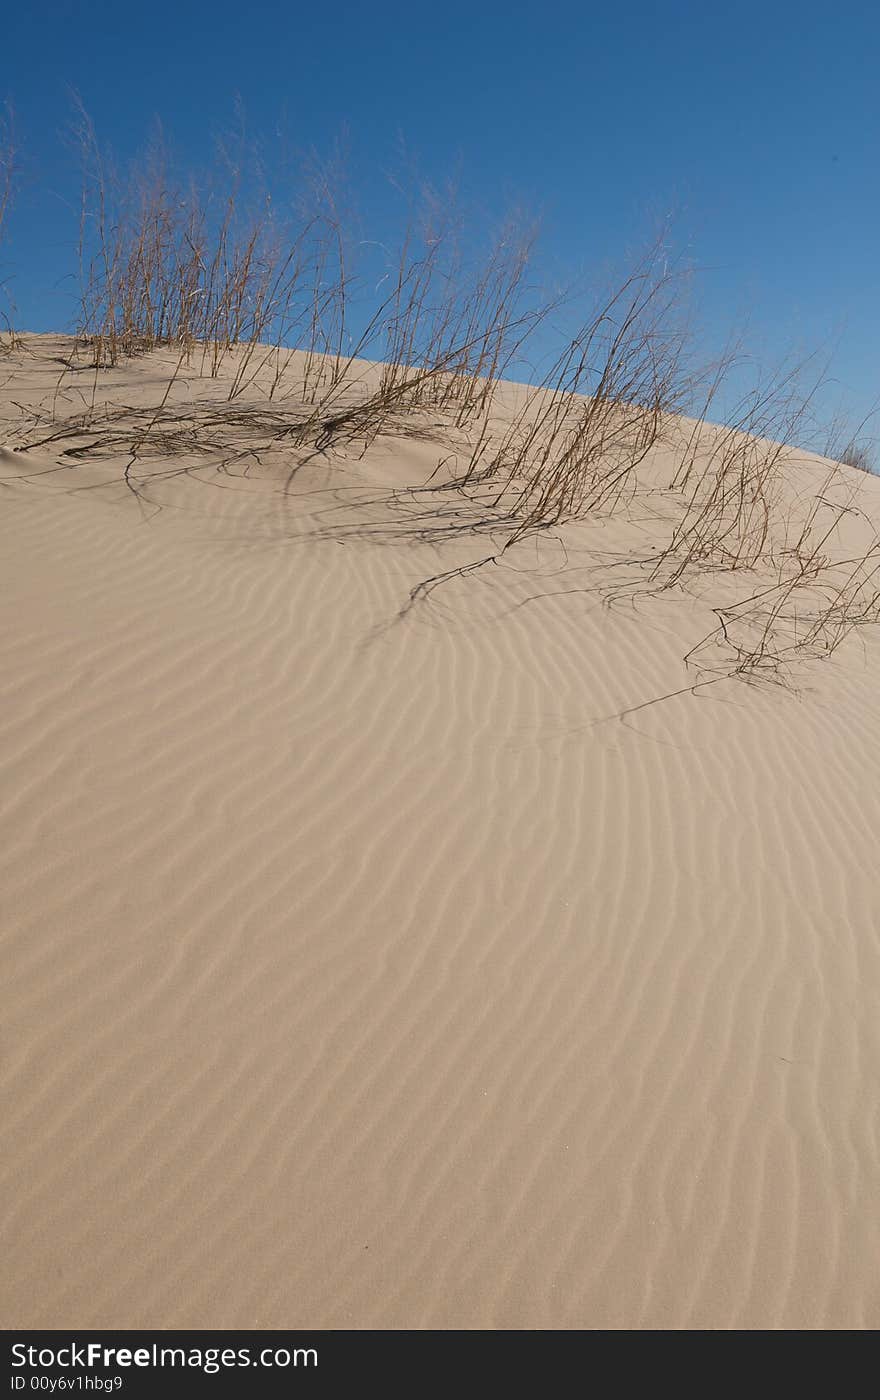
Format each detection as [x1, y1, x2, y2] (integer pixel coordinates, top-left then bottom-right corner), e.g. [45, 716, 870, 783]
[3, 0, 878, 439]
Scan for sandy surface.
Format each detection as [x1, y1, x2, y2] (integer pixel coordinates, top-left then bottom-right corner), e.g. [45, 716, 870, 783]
[2, 336, 880, 1329]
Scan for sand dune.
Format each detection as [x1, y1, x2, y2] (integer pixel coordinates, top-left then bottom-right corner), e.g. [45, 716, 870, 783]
[2, 336, 880, 1329]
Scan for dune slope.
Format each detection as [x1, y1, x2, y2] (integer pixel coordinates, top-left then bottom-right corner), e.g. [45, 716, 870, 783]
[2, 337, 880, 1329]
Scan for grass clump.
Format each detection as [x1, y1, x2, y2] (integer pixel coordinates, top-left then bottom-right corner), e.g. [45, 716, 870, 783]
[11, 102, 880, 695]
[838, 441, 874, 474]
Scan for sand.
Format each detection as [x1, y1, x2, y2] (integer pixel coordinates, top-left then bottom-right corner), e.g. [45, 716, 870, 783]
[2, 335, 880, 1329]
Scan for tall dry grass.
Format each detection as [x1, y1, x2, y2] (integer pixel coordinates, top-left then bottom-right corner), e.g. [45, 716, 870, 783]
[32, 105, 880, 687]
[455, 241, 694, 542]
[70, 109, 546, 440]
[652, 354, 825, 585]
[73, 102, 303, 375]
[297, 209, 542, 454]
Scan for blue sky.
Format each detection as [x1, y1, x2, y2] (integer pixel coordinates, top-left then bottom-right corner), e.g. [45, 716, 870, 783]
[3, 0, 878, 441]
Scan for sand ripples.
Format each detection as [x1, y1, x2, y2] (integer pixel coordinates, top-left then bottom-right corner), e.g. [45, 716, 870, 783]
[3, 353, 880, 1328]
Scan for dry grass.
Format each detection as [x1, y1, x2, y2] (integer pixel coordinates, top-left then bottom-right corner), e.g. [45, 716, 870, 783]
[838, 441, 874, 474]
[654, 355, 823, 584]
[72, 101, 315, 377]
[9, 105, 880, 694]
[68, 110, 542, 449]
[457, 241, 693, 538]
